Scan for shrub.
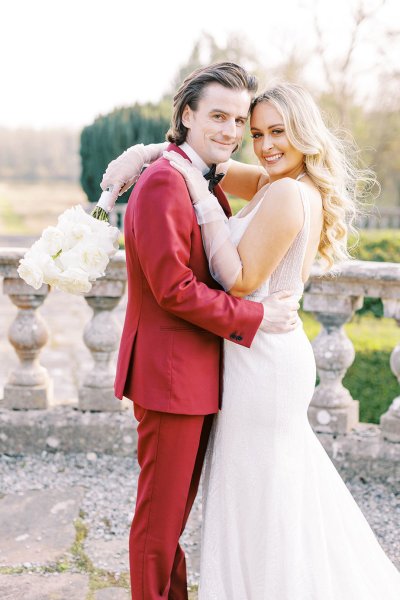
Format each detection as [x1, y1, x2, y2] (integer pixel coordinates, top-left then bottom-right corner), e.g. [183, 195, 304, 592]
[350, 229, 400, 263]
[80, 104, 169, 204]
[343, 350, 398, 424]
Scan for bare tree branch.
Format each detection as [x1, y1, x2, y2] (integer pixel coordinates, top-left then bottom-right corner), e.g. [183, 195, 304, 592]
[313, 12, 338, 95]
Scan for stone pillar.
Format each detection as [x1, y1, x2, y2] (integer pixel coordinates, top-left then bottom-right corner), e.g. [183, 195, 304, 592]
[303, 292, 363, 434]
[3, 278, 53, 409]
[78, 253, 126, 411]
[380, 299, 400, 442]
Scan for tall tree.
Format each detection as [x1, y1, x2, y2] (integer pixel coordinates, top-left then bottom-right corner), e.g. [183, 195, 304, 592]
[80, 104, 170, 203]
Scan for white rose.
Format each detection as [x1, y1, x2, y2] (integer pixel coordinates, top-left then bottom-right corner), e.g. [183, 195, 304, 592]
[59, 241, 111, 279]
[57, 245, 84, 272]
[57, 206, 93, 248]
[55, 267, 92, 295]
[107, 225, 120, 250]
[41, 226, 64, 256]
[79, 244, 110, 279]
[27, 239, 47, 257]
[91, 230, 119, 257]
[57, 205, 87, 229]
[41, 256, 62, 286]
[87, 214, 109, 234]
[85, 214, 119, 248]
[17, 257, 44, 289]
[62, 222, 93, 251]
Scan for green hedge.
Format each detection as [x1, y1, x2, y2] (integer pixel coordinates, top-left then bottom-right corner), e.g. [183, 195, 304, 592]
[343, 350, 397, 423]
[351, 229, 400, 263]
[80, 104, 170, 204]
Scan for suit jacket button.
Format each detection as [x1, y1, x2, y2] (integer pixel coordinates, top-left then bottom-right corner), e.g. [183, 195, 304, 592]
[237, 335, 243, 341]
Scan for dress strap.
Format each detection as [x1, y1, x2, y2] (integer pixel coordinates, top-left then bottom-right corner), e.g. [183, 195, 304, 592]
[295, 179, 310, 239]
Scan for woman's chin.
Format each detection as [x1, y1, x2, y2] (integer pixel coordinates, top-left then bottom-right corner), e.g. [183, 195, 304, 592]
[265, 166, 283, 179]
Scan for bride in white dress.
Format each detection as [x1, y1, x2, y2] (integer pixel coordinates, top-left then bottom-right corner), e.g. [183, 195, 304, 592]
[166, 83, 400, 600]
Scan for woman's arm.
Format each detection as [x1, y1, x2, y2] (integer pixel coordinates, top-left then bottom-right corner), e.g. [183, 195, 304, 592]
[164, 151, 303, 296]
[100, 142, 168, 203]
[230, 179, 303, 296]
[219, 159, 269, 201]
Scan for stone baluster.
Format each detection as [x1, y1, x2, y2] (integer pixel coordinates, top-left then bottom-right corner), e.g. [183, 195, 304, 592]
[303, 290, 363, 434]
[78, 252, 127, 411]
[380, 299, 400, 442]
[0, 249, 53, 409]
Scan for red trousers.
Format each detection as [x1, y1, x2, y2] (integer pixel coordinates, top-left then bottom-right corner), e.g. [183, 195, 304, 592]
[130, 404, 214, 600]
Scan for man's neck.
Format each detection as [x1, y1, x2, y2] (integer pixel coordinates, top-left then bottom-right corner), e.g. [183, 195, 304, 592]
[179, 142, 210, 175]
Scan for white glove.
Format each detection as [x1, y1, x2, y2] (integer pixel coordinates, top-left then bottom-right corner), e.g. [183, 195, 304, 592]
[260, 291, 301, 334]
[100, 142, 168, 204]
[164, 150, 241, 291]
[215, 159, 231, 177]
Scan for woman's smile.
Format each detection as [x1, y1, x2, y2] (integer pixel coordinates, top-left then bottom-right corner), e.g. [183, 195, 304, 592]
[263, 152, 284, 164]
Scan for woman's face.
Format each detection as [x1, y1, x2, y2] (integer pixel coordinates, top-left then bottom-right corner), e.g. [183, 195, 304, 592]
[250, 101, 304, 182]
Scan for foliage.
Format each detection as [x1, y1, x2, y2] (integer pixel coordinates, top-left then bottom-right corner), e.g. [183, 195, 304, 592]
[166, 32, 261, 99]
[344, 314, 399, 423]
[80, 32, 266, 199]
[350, 229, 400, 263]
[164, 32, 264, 166]
[80, 104, 170, 204]
[343, 350, 397, 424]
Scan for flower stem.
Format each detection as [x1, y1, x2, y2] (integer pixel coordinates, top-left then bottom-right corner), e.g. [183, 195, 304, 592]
[91, 206, 109, 222]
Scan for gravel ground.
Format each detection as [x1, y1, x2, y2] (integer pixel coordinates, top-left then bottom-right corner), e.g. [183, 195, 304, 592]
[0, 452, 399, 584]
[0, 452, 201, 584]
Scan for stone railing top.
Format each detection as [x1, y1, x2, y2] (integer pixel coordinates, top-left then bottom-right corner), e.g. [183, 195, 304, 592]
[1, 250, 399, 298]
[0, 247, 127, 279]
[309, 260, 400, 282]
[307, 260, 400, 299]
[0, 248, 29, 277]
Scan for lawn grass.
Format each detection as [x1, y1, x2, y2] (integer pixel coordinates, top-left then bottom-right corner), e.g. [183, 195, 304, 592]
[0, 181, 86, 236]
[0, 195, 28, 234]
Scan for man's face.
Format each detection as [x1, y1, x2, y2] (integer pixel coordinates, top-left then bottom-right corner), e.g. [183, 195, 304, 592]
[182, 83, 251, 166]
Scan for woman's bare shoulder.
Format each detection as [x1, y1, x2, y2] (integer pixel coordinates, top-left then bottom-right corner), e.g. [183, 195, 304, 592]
[257, 178, 305, 232]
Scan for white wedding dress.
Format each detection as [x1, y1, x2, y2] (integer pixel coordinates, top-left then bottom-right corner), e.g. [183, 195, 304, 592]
[198, 181, 400, 599]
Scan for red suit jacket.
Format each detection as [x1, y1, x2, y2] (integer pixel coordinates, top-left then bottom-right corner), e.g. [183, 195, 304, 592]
[114, 144, 263, 414]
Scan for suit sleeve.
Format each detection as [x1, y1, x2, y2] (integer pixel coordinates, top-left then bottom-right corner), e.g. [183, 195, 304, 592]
[134, 164, 263, 348]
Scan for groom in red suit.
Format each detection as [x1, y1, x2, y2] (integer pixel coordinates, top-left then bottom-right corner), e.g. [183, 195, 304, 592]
[110, 63, 298, 599]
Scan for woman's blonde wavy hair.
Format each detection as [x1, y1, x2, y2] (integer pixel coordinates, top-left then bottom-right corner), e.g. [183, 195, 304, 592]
[250, 82, 376, 269]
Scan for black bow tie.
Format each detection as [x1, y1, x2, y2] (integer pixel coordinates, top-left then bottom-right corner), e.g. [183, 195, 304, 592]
[204, 164, 224, 192]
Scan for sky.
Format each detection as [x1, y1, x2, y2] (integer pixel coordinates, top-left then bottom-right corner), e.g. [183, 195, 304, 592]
[1, 0, 398, 130]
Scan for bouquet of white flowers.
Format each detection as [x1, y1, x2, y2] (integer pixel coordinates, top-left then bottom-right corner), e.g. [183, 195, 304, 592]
[18, 200, 119, 295]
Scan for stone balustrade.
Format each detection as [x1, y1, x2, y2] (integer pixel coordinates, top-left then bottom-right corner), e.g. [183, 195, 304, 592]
[304, 260, 400, 442]
[1, 250, 400, 444]
[0, 248, 126, 412]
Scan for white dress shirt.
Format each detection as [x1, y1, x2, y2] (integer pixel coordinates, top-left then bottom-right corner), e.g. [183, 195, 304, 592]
[179, 142, 210, 176]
